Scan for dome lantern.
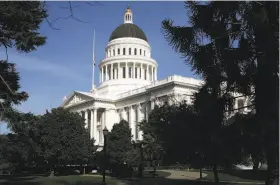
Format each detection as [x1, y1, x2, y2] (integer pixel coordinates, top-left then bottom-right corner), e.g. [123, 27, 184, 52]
[124, 5, 133, 24]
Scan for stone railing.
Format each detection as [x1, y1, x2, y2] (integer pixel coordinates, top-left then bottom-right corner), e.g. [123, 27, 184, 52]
[116, 75, 203, 99]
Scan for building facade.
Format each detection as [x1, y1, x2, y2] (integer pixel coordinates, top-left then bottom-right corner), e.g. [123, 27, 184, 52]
[60, 7, 248, 150]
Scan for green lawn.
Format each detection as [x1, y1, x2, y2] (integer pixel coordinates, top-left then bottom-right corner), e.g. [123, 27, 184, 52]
[0, 170, 265, 185]
[0, 174, 120, 185]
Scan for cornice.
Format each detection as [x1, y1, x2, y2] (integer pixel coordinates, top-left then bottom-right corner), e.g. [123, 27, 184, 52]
[99, 56, 157, 67]
[107, 38, 151, 49]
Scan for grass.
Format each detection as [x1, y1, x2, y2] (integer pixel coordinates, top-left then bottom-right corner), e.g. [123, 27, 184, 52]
[0, 170, 266, 185]
[0, 174, 120, 185]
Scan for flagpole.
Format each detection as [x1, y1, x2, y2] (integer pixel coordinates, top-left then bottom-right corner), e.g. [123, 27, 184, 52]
[92, 30, 95, 90]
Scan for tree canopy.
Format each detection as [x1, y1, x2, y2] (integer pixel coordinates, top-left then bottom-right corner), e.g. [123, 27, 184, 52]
[39, 108, 95, 169]
[162, 1, 278, 184]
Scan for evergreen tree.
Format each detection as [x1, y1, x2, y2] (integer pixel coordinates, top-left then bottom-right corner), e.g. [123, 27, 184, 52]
[162, 2, 278, 184]
[39, 108, 95, 176]
[107, 120, 133, 165]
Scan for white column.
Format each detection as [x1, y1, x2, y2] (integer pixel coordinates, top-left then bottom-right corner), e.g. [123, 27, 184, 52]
[152, 67, 154, 81]
[133, 62, 135, 78]
[121, 108, 125, 120]
[149, 66, 151, 81]
[155, 67, 157, 81]
[151, 98, 155, 110]
[129, 106, 135, 140]
[90, 109, 94, 139]
[137, 104, 143, 140]
[146, 65, 148, 80]
[125, 62, 128, 79]
[118, 63, 121, 79]
[106, 65, 108, 81]
[137, 67, 140, 80]
[141, 64, 143, 79]
[101, 67, 104, 82]
[110, 64, 113, 80]
[85, 110, 88, 129]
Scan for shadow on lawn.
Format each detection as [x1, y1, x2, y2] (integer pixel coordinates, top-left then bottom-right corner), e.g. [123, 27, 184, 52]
[223, 170, 267, 181]
[121, 178, 246, 185]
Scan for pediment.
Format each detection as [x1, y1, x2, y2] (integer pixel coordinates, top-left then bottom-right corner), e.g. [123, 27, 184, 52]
[61, 92, 94, 108]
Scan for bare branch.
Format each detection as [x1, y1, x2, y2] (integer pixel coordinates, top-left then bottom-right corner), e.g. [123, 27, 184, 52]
[84, 1, 104, 6]
[45, 17, 60, 30]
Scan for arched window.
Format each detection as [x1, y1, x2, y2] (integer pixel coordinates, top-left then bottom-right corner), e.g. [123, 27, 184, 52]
[118, 48, 120, 55]
[134, 48, 137, 55]
[123, 48, 126, 55]
[129, 48, 131, 55]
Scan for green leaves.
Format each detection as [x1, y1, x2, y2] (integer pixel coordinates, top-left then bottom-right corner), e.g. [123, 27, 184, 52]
[106, 120, 132, 164]
[39, 108, 95, 166]
[0, 2, 47, 52]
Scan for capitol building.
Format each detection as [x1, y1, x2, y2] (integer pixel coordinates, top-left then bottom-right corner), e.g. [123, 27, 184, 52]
[60, 7, 247, 150]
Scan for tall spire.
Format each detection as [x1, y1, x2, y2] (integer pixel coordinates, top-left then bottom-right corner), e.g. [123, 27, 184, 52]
[124, 5, 133, 24]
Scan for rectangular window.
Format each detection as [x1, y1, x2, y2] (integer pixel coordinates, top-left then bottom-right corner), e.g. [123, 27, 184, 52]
[123, 67, 126, 78]
[118, 48, 120, 55]
[135, 68, 137, 79]
[144, 50, 146, 56]
[129, 48, 131, 55]
[113, 49, 115, 56]
[134, 48, 137, 55]
[123, 48, 126, 55]
[140, 49, 142, 55]
[129, 67, 132, 78]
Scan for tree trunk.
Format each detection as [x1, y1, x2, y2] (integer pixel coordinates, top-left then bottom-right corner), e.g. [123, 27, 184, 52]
[265, 138, 279, 185]
[213, 165, 219, 183]
[253, 161, 260, 172]
[153, 160, 157, 178]
[200, 167, 203, 179]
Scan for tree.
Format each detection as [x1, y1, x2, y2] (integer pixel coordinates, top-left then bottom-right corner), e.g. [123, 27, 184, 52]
[162, 2, 278, 184]
[0, 61, 28, 120]
[39, 108, 95, 177]
[0, 2, 47, 53]
[106, 120, 134, 177]
[226, 112, 265, 171]
[0, 2, 47, 120]
[0, 111, 43, 171]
